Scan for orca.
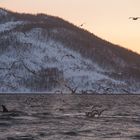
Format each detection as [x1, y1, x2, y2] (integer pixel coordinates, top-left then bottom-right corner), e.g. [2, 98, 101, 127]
[1, 105, 8, 112]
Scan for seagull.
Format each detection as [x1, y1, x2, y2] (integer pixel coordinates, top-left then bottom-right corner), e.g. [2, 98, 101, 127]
[80, 23, 85, 27]
[129, 17, 140, 20]
[61, 54, 75, 60]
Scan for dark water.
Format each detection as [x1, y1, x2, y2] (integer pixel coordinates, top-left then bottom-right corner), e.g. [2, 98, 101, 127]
[0, 94, 140, 140]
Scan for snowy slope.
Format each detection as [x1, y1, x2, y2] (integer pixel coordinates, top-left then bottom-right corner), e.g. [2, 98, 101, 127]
[0, 8, 140, 93]
[0, 21, 25, 32]
[0, 8, 8, 16]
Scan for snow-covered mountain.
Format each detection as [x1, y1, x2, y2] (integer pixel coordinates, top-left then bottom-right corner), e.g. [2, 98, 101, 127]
[0, 8, 140, 93]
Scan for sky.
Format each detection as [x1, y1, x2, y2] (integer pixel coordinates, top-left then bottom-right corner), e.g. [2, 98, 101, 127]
[0, 0, 140, 54]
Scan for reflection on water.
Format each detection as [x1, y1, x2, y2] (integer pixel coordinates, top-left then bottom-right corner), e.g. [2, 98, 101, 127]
[0, 94, 140, 140]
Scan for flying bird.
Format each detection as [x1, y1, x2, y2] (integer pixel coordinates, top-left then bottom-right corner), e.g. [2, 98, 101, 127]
[129, 17, 140, 20]
[80, 23, 85, 27]
[61, 54, 75, 60]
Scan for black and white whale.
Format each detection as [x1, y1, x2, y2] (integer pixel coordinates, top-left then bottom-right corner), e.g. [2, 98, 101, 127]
[1, 105, 8, 112]
[1, 105, 27, 117]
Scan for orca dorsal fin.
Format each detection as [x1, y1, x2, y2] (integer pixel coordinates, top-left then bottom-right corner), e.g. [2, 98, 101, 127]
[1, 105, 8, 112]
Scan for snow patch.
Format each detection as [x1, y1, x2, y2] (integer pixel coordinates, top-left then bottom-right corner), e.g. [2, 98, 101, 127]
[0, 9, 8, 16]
[0, 21, 25, 33]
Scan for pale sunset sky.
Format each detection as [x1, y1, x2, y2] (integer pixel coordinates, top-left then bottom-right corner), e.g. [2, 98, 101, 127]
[0, 0, 140, 54]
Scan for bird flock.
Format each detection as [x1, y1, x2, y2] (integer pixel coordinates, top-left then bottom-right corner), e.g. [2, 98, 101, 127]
[1, 104, 107, 118]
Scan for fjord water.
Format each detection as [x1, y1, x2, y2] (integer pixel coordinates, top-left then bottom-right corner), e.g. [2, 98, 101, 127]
[0, 94, 140, 140]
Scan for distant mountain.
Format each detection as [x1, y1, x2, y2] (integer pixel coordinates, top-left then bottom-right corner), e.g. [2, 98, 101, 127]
[0, 8, 140, 93]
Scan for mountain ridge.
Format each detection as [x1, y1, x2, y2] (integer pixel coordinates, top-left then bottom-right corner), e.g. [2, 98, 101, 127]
[0, 8, 140, 93]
